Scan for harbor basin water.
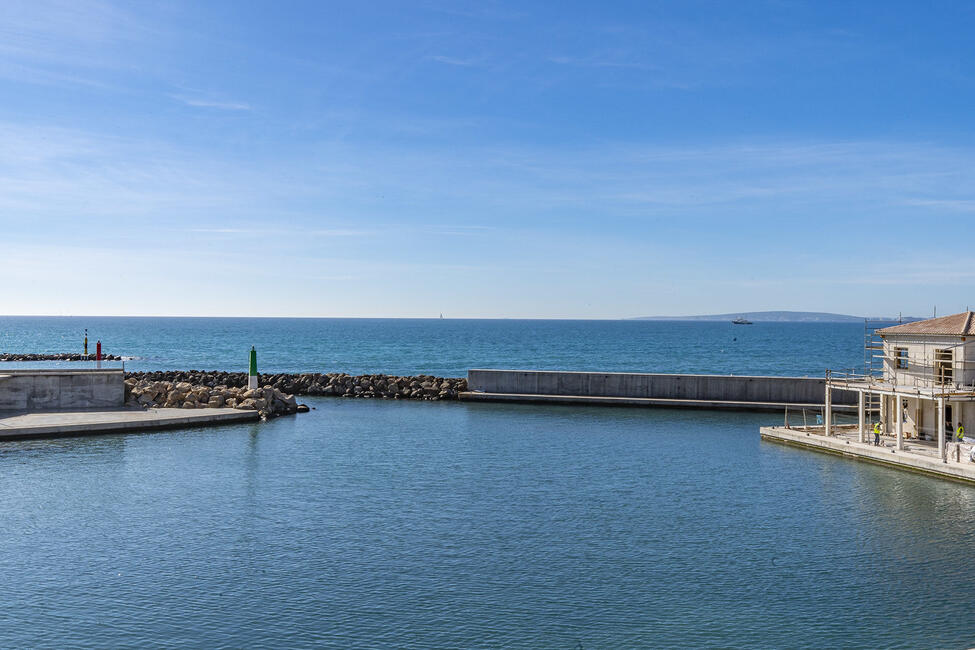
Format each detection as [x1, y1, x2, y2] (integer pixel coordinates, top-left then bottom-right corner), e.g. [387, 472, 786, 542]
[1, 398, 974, 648]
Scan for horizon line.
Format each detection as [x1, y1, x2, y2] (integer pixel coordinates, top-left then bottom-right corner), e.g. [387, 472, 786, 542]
[0, 312, 920, 321]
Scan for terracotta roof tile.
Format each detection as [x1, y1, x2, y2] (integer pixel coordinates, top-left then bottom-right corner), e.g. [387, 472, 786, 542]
[877, 311, 975, 336]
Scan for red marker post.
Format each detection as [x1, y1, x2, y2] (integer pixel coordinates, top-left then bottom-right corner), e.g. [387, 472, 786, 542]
[96, 340, 102, 369]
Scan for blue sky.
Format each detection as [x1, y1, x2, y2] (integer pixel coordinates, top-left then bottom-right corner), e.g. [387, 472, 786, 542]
[2, 0, 975, 318]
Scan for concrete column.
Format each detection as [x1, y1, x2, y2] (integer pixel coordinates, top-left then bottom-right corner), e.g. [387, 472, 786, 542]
[825, 385, 832, 437]
[938, 398, 946, 462]
[858, 391, 865, 443]
[896, 394, 903, 451]
[880, 394, 888, 434]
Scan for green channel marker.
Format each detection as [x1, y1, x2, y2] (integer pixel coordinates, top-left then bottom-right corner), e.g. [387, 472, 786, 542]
[248, 346, 258, 389]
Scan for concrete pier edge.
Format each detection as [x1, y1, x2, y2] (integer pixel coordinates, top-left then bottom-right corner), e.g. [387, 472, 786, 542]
[0, 408, 260, 441]
[760, 426, 975, 485]
[459, 391, 855, 412]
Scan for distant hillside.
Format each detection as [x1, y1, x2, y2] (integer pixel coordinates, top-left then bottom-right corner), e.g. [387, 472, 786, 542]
[631, 311, 915, 323]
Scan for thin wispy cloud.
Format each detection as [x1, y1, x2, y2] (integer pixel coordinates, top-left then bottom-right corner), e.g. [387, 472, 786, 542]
[0, 0, 140, 60]
[428, 55, 483, 67]
[547, 55, 661, 72]
[310, 229, 374, 237]
[5, 118, 975, 230]
[172, 95, 252, 111]
[424, 224, 495, 236]
[901, 198, 975, 212]
[0, 59, 118, 89]
[188, 228, 253, 234]
[831, 265, 975, 287]
[188, 227, 373, 237]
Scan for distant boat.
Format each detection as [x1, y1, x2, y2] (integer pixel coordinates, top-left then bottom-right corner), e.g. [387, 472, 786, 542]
[440, 313, 444, 320]
[732, 317, 753, 325]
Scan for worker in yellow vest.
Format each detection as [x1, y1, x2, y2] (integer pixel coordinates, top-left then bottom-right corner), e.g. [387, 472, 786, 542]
[957, 424, 966, 442]
[873, 422, 881, 446]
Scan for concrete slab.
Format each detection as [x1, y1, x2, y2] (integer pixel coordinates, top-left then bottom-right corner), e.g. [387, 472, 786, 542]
[459, 391, 855, 412]
[0, 407, 260, 440]
[760, 425, 975, 484]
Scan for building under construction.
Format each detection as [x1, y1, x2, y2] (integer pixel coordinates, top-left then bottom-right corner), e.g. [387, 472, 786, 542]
[825, 311, 975, 459]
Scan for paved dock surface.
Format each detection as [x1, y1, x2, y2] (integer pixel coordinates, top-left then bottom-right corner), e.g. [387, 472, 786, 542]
[0, 407, 259, 440]
[461, 391, 855, 412]
[761, 425, 975, 484]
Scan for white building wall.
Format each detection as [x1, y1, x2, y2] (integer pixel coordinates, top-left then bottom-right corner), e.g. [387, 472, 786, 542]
[882, 335, 975, 388]
[960, 342, 975, 385]
[878, 335, 975, 440]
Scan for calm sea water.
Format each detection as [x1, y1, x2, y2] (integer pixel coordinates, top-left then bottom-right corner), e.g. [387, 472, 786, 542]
[4, 317, 963, 647]
[1, 399, 974, 648]
[0, 316, 868, 376]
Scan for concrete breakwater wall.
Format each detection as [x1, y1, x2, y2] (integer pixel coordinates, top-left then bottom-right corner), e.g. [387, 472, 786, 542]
[466, 369, 855, 407]
[1, 352, 122, 362]
[125, 371, 468, 401]
[0, 369, 124, 410]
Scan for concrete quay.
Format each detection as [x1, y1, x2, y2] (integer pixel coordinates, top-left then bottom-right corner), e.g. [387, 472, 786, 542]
[0, 368, 124, 410]
[0, 407, 259, 440]
[760, 425, 975, 484]
[465, 369, 856, 411]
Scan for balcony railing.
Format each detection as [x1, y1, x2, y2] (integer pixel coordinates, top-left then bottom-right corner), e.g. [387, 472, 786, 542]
[826, 368, 975, 396]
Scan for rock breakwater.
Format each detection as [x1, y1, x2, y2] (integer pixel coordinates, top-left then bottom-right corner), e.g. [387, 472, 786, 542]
[125, 371, 468, 400]
[0, 352, 122, 361]
[125, 378, 299, 419]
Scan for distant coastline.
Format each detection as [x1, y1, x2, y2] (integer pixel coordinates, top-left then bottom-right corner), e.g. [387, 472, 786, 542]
[631, 310, 922, 323]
